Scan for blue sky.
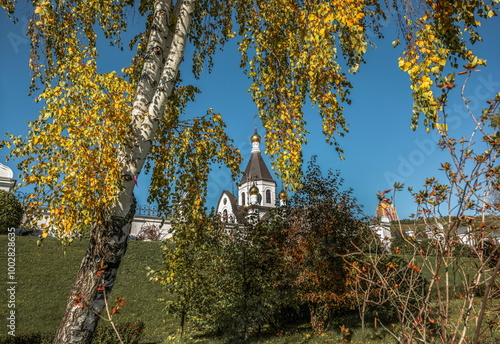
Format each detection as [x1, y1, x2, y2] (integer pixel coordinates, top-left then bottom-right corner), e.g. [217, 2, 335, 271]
[1, 10, 500, 219]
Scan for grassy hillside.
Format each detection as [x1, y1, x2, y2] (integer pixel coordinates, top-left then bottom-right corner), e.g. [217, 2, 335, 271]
[0, 236, 393, 344]
[0, 236, 394, 343]
[1, 235, 497, 344]
[0, 236, 171, 343]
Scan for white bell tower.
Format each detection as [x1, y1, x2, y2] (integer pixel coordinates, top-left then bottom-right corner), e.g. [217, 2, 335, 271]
[238, 131, 277, 212]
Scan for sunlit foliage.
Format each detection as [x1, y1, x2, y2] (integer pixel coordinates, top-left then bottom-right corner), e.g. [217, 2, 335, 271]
[2, 0, 498, 244]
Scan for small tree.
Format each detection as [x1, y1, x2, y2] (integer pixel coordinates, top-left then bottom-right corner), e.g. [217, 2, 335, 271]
[148, 210, 219, 338]
[276, 157, 369, 332]
[156, 210, 298, 340]
[0, 190, 24, 233]
[199, 224, 286, 339]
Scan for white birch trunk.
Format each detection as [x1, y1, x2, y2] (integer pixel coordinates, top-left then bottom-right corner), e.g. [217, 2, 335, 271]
[53, 1, 196, 343]
[115, 0, 195, 219]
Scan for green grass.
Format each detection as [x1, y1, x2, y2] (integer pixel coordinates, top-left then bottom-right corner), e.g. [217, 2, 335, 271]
[0, 236, 393, 344]
[0, 236, 171, 343]
[0, 236, 497, 344]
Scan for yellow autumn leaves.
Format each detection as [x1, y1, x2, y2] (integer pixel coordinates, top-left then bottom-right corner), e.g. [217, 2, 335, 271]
[397, 20, 447, 128]
[148, 110, 242, 220]
[239, 0, 376, 189]
[0, 0, 14, 16]
[396, 1, 492, 130]
[13, 34, 134, 237]
[4, 0, 497, 239]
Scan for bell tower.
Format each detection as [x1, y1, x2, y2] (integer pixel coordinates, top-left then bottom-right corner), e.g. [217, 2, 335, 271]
[238, 130, 277, 210]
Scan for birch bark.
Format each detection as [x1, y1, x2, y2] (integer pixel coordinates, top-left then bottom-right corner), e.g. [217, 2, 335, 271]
[53, 1, 196, 343]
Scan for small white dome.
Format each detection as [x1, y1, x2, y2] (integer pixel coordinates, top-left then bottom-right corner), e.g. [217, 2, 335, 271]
[0, 163, 13, 179]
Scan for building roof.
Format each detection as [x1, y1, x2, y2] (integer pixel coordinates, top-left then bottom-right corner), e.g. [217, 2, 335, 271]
[0, 163, 16, 192]
[239, 130, 276, 186]
[0, 163, 13, 179]
[240, 152, 276, 185]
[216, 190, 247, 224]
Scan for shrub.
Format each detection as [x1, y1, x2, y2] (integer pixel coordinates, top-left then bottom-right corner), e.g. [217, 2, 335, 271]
[483, 239, 500, 268]
[0, 190, 24, 234]
[452, 242, 473, 257]
[0, 322, 145, 344]
[0, 332, 53, 344]
[391, 235, 416, 255]
[92, 321, 145, 344]
[136, 223, 163, 241]
[354, 254, 429, 326]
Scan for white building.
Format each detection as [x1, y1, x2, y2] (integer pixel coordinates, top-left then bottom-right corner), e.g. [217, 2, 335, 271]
[0, 163, 16, 192]
[216, 131, 287, 225]
[370, 216, 393, 250]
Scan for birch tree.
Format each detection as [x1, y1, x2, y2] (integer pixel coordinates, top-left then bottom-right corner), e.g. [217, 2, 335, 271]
[1, 0, 498, 343]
